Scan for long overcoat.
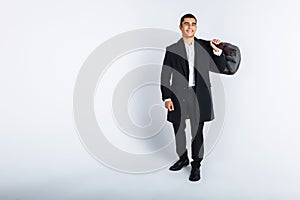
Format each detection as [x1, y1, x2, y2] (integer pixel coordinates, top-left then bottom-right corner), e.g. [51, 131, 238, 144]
[160, 37, 227, 123]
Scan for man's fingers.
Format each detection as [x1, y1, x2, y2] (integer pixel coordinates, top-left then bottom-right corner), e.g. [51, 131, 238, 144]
[210, 41, 216, 47]
[212, 39, 221, 45]
[165, 101, 174, 111]
[170, 103, 174, 111]
[167, 102, 174, 111]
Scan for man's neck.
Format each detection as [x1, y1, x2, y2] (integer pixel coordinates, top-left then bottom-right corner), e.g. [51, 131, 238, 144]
[182, 36, 194, 45]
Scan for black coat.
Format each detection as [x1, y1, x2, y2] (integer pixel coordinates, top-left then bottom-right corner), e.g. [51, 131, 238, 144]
[160, 37, 227, 123]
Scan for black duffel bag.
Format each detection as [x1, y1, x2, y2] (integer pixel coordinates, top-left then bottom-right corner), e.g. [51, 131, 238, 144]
[216, 42, 241, 75]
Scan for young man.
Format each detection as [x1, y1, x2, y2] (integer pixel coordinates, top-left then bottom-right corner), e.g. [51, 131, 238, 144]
[160, 13, 227, 181]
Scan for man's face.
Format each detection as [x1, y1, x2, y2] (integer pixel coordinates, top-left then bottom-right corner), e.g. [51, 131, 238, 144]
[179, 18, 197, 38]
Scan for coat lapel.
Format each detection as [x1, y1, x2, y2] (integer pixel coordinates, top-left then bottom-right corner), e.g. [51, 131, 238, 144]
[194, 38, 200, 75]
[194, 37, 208, 73]
[175, 38, 189, 78]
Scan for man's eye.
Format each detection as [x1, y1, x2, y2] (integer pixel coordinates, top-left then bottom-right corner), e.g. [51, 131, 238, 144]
[184, 22, 196, 26]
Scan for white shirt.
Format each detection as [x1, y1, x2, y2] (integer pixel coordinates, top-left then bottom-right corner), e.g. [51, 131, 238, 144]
[184, 40, 196, 87]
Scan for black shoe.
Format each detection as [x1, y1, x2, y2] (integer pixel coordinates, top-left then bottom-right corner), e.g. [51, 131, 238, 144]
[169, 158, 189, 171]
[189, 167, 200, 181]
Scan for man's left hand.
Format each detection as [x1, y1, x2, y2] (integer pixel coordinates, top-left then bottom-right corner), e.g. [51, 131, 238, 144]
[210, 39, 222, 52]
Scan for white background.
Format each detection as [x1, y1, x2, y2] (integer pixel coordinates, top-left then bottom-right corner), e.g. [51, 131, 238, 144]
[1, 0, 300, 199]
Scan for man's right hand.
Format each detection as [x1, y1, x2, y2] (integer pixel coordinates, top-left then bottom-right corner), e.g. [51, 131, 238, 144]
[165, 100, 174, 111]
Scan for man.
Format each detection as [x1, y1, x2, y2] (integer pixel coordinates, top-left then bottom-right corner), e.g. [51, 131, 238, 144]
[160, 13, 227, 182]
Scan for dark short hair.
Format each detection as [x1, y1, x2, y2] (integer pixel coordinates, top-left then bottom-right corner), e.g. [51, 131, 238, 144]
[180, 13, 197, 26]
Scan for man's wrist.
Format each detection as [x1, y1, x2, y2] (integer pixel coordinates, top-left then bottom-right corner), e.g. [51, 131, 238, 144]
[213, 49, 222, 56]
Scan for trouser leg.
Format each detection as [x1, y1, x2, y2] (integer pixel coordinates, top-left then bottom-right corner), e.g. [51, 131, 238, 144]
[186, 87, 204, 168]
[172, 121, 188, 160]
[190, 121, 204, 168]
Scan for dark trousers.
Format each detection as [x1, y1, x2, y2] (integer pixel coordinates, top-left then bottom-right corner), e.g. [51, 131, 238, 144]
[172, 87, 204, 168]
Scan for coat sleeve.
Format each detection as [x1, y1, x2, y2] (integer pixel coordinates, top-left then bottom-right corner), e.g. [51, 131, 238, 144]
[160, 50, 173, 101]
[209, 49, 227, 74]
